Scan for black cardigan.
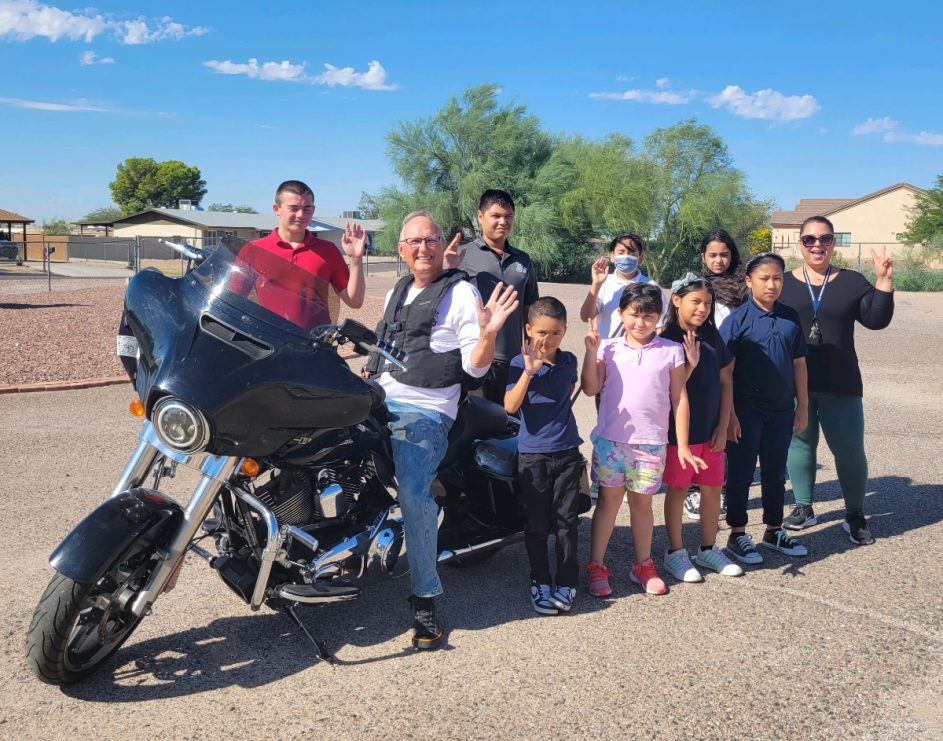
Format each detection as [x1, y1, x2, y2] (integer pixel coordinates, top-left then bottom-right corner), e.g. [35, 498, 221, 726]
[780, 269, 894, 397]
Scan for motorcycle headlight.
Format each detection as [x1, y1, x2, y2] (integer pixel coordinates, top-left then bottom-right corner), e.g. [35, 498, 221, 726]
[152, 398, 210, 454]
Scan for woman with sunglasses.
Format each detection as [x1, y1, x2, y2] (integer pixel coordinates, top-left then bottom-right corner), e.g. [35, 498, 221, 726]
[778, 215, 894, 545]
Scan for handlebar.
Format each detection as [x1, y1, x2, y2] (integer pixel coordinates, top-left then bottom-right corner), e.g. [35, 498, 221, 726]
[314, 319, 409, 371]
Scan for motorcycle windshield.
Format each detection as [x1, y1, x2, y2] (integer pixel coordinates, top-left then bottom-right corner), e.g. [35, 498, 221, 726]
[193, 234, 337, 335]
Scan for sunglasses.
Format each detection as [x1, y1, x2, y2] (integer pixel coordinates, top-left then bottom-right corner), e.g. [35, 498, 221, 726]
[800, 234, 835, 248]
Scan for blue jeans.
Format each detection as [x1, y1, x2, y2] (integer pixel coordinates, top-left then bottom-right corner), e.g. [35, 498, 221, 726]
[385, 399, 453, 598]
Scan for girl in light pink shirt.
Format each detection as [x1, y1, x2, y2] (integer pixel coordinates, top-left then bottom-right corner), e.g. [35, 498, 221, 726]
[580, 283, 704, 597]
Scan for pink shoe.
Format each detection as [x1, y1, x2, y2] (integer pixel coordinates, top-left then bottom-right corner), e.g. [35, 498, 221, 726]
[630, 558, 667, 595]
[586, 561, 612, 597]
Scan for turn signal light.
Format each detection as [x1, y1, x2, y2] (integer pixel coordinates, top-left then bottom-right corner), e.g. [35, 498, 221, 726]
[240, 458, 260, 477]
[128, 398, 145, 417]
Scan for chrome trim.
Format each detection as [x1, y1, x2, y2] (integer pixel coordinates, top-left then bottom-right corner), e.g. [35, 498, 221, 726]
[286, 526, 319, 556]
[109, 421, 164, 497]
[318, 483, 346, 519]
[232, 489, 283, 610]
[312, 533, 365, 580]
[437, 532, 523, 564]
[274, 586, 358, 604]
[128, 454, 237, 617]
[152, 397, 211, 455]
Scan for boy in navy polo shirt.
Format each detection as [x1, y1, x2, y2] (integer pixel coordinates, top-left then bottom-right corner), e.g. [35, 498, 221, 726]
[505, 297, 584, 615]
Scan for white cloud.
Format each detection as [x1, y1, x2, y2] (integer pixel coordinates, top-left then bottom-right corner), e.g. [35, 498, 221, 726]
[707, 85, 820, 121]
[0, 1, 206, 44]
[312, 60, 398, 90]
[851, 116, 943, 146]
[589, 88, 693, 104]
[656, 77, 670, 89]
[79, 50, 114, 65]
[616, 74, 632, 83]
[204, 57, 399, 90]
[204, 57, 307, 82]
[851, 116, 898, 135]
[0, 95, 108, 111]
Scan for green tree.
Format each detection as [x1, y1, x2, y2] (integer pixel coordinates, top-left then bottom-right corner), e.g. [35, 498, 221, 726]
[375, 84, 554, 254]
[109, 157, 208, 215]
[903, 175, 943, 248]
[82, 206, 122, 223]
[207, 203, 258, 213]
[357, 191, 380, 219]
[42, 218, 71, 235]
[638, 120, 772, 282]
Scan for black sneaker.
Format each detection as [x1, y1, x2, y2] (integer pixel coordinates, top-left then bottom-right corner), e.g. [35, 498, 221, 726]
[843, 513, 875, 545]
[409, 595, 444, 651]
[760, 528, 809, 557]
[783, 504, 817, 530]
[726, 532, 763, 565]
[683, 487, 701, 520]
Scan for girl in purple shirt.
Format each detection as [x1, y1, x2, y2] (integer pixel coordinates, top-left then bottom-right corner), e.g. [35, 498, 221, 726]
[581, 283, 704, 598]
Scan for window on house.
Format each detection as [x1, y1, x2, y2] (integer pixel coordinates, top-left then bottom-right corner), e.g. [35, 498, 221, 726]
[835, 232, 851, 247]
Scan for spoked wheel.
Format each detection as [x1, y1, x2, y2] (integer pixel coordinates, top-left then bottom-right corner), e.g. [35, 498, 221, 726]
[25, 540, 163, 685]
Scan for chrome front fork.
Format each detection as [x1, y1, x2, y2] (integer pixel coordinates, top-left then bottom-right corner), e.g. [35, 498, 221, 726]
[114, 422, 239, 617]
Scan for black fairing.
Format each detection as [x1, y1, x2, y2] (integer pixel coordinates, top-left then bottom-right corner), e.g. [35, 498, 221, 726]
[124, 266, 373, 457]
[50, 489, 183, 584]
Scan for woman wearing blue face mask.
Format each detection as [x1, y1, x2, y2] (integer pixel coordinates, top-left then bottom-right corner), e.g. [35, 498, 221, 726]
[580, 232, 656, 340]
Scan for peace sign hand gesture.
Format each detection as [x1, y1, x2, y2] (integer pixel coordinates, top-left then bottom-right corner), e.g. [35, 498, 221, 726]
[870, 246, 894, 291]
[444, 233, 466, 270]
[584, 316, 601, 353]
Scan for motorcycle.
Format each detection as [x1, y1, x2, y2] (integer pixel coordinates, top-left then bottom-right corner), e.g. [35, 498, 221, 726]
[25, 235, 590, 684]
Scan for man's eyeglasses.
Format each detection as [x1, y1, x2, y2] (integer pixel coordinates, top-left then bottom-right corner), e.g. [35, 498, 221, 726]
[800, 234, 835, 248]
[399, 237, 441, 248]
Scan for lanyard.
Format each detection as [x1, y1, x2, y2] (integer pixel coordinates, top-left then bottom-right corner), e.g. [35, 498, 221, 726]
[802, 265, 831, 319]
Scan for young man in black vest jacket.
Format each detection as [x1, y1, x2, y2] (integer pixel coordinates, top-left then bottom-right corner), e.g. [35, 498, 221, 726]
[365, 210, 518, 650]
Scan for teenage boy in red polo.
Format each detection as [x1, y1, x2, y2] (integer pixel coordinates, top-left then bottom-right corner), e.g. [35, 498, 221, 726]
[232, 179, 366, 329]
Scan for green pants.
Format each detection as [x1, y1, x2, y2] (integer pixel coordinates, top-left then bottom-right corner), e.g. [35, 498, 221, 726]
[787, 393, 868, 515]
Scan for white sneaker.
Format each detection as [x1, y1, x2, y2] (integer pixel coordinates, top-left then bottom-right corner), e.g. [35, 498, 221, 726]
[663, 548, 703, 583]
[694, 545, 744, 577]
[549, 585, 576, 612]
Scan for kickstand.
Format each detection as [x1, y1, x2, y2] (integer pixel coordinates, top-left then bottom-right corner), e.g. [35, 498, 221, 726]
[282, 604, 336, 667]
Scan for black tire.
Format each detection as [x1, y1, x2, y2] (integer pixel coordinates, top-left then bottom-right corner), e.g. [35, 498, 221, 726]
[25, 540, 161, 685]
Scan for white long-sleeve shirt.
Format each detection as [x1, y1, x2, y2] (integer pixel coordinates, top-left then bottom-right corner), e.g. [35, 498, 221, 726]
[377, 280, 489, 420]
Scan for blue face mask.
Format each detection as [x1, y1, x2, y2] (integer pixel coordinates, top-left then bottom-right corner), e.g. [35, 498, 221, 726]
[613, 254, 639, 275]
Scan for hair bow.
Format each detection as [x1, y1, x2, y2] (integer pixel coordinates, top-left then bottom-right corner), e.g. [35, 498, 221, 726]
[670, 272, 702, 293]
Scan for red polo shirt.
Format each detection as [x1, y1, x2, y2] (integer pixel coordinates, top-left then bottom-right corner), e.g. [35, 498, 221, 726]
[230, 229, 349, 331]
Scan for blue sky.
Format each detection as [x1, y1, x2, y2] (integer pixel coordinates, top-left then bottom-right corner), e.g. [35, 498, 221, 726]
[1, 0, 941, 224]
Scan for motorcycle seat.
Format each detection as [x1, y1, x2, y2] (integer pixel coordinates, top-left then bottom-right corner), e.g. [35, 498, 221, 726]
[439, 394, 510, 470]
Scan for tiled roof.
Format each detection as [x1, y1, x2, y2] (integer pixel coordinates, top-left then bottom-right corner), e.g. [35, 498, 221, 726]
[772, 183, 927, 227]
[0, 209, 35, 223]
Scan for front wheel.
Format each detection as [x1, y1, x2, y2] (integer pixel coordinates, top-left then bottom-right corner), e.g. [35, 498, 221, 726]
[25, 540, 162, 685]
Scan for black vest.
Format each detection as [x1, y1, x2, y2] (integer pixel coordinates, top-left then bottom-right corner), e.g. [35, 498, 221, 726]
[364, 269, 469, 388]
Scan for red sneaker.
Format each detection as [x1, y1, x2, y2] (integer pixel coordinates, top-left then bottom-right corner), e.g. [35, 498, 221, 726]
[586, 561, 612, 598]
[630, 558, 667, 595]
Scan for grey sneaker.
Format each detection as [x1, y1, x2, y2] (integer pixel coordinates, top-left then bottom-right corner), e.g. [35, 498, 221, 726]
[530, 581, 559, 615]
[843, 513, 875, 545]
[761, 528, 809, 557]
[695, 545, 744, 576]
[664, 548, 703, 583]
[783, 504, 818, 530]
[549, 585, 576, 612]
[727, 532, 764, 565]
[683, 488, 701, 520]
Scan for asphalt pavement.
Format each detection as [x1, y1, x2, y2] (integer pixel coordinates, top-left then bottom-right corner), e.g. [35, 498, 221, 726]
[0, 283, 941, 740]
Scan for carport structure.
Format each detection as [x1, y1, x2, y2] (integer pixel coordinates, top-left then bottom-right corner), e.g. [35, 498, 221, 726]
[0, 207, 34, 243]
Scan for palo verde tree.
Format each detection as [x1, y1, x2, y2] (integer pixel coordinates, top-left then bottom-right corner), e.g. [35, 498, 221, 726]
[903, 174, 943, 249]
[82, 206, 123, 223]
[109, 157, 208, 215]
[207, 203, 259, 213]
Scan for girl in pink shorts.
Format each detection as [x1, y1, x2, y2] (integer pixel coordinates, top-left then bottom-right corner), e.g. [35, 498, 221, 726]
[660, 274, 744, 582]
[581, 282, 704, 597]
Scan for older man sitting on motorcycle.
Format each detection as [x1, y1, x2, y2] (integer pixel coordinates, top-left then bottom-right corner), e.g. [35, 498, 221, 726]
[364, 210, 518, 650]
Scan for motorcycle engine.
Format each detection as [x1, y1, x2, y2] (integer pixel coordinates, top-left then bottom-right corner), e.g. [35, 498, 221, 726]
[254, 469, 315, 526]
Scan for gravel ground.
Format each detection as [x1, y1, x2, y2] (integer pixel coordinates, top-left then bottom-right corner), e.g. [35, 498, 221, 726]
[0, 277, 386, 386]
[1, 278, 942, 739]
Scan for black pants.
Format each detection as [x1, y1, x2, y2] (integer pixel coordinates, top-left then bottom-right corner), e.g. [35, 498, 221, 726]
[472, 361, 511, 406]
[725, 402, 793, 529]
[518, 448, 583, 587]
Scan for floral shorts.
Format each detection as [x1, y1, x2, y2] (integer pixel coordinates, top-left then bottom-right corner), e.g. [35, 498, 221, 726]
[590, 432, 667, 495]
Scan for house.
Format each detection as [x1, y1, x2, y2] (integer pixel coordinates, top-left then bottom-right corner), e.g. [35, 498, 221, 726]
[112, 206, 383, 251]
[772, 183, 927, 261]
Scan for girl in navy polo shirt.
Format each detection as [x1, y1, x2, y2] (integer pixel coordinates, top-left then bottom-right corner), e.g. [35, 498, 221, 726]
[720, 253, 810, 566]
